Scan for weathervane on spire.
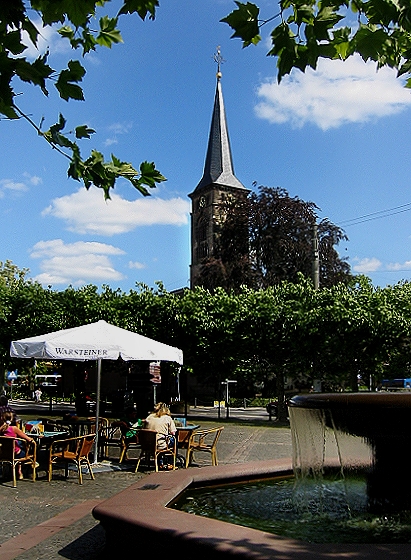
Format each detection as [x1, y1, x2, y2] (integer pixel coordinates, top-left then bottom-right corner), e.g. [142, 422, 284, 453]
[214, 46, 225, 80]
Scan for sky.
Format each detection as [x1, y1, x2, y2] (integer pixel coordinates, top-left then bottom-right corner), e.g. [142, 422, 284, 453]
[2, 0, 411, 293]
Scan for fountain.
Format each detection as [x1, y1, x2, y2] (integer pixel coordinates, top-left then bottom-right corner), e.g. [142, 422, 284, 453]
[289, 392, 411, 513]
[93, 393, 411, 558]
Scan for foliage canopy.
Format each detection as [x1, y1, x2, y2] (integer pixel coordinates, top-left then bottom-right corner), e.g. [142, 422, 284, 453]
[222, 0, 411, 86]
[197, 186, 351, 291]
[0, 0, 165, 199]
[2, 262, 411, 418]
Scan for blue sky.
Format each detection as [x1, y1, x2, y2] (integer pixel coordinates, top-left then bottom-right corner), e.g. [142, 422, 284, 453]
[2, 0, 411, 292]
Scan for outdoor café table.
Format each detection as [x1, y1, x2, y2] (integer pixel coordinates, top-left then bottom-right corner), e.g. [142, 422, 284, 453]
[29, 430, 70, 472]
[177, 424, 200, 445]
[31, 431, 70, 449]
[57, 419, 95, 438]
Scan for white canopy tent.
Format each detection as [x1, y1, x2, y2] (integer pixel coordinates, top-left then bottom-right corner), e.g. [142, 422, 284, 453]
[10, 320, 184, 463]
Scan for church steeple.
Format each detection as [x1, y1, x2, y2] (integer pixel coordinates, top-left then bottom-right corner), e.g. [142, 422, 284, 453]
[189, 48, 248, 289]
[194, 49, 246, 193]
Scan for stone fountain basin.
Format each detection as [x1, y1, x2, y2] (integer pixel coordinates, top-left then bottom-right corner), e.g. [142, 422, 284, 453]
[92, 458, 411, 559]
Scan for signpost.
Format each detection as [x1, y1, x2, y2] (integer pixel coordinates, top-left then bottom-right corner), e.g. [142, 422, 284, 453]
[221, 379, 237, 419]
[150, 362, 161, 405]
[7, 370, 17, 399]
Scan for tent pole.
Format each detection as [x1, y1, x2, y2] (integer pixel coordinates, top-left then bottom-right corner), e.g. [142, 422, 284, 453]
[93, 359, 102, 464]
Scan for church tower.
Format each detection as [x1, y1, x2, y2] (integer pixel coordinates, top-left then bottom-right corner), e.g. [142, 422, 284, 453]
[189, 49, 248, 288]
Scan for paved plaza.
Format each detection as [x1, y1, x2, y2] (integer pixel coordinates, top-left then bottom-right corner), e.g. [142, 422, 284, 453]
[0, 416, 292, 560]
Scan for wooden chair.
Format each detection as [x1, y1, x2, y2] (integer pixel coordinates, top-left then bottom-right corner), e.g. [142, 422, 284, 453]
[87, 417, 110, 459]
[135, 429, 176, 472]
[48, 434, 96, 484]
[185, 426, 224, 468]
[118, 425, 141, 464]
[0, 436, 37, 487]
[87, 417, 109, 433]
[97, 422, 138, 462]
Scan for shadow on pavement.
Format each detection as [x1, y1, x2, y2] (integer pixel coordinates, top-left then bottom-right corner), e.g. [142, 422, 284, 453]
[58, 525, 106, 560]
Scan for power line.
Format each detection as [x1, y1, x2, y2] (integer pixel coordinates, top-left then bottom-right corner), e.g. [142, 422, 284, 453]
[337, 202, 411, 227]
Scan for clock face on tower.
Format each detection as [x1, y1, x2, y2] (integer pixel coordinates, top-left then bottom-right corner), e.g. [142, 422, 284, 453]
[199, 196, 206, 209]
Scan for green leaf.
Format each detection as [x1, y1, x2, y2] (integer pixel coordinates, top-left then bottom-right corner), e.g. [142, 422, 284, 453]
[0, 99, 19, 119]
[81, 29, 98, 53]
[43, 114, 75, 149]
[31, 0, 97, 27]
[221, 2, 261, 47]
[138, 160, 167, 188]
[58, 25, 76, 41]
[3, 30, 26, 55]
[55, 60, 86, 101]
[118, 0, 159, 20]
[352, 25, 392, 62]
[55, 81, 84, 102]
[364, 0, 399, 27]
[75, 125, 95, 139]
[96, 16, 123, 48]
[22, 18, 40, 47]
[15, 55, 54, 95]
[331, 26, 351, 59]
[313, 6, 344, 41]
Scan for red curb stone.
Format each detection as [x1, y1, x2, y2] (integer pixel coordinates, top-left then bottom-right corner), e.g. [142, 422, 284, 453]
[0, 498, 102, 560]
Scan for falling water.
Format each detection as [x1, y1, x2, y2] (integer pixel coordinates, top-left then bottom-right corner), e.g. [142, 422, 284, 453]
[289, 406, 373, 477]
[288, 405, 373, 517]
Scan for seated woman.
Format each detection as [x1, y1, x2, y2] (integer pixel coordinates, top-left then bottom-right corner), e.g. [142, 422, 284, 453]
[0, 412, 35, 479]
[144, 402, 176, 469]
[119, 407, 143, 439]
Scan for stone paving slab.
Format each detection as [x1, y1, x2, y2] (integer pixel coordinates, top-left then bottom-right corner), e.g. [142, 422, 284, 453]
[0, 422, 291, 560]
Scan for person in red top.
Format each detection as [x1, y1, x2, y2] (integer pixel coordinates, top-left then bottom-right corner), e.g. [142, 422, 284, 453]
[0, 411, 34, 479]
[0, 394, 17, 424]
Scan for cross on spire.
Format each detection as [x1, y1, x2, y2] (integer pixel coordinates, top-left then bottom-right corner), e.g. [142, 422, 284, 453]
[214, 46, 224, 80]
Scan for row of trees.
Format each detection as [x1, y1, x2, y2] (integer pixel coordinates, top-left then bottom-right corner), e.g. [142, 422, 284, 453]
[2, 261, 411, 420]
[197, 186, 351, 291]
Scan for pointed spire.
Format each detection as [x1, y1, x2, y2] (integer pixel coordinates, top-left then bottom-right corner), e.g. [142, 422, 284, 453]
[194, 48, 246, 192]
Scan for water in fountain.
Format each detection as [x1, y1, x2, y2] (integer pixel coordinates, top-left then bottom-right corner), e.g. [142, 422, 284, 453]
[173, 393, 411, 542]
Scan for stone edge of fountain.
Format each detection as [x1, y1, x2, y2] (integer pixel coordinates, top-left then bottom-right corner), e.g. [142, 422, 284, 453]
[92, 458, 410, 559]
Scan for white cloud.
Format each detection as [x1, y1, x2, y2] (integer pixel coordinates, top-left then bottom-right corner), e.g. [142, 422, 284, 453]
[23, 173, 42, 186]
[104, 138, 118, 147]
[104, 122, 133, 146]
[353, 257, 382, 273]
[129, 261, 146, 270]
[387, 260, 411, 271]
[0, 179, 28, 196]
[30, 239, 125, 286]
[42, 187, 190, 235]
[30, 239, 124, 258]
[0, 173, 42, 197]
[255, 55, 411, 130]
[108, 122, 133, 135]
[21, 19, 69, 60]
